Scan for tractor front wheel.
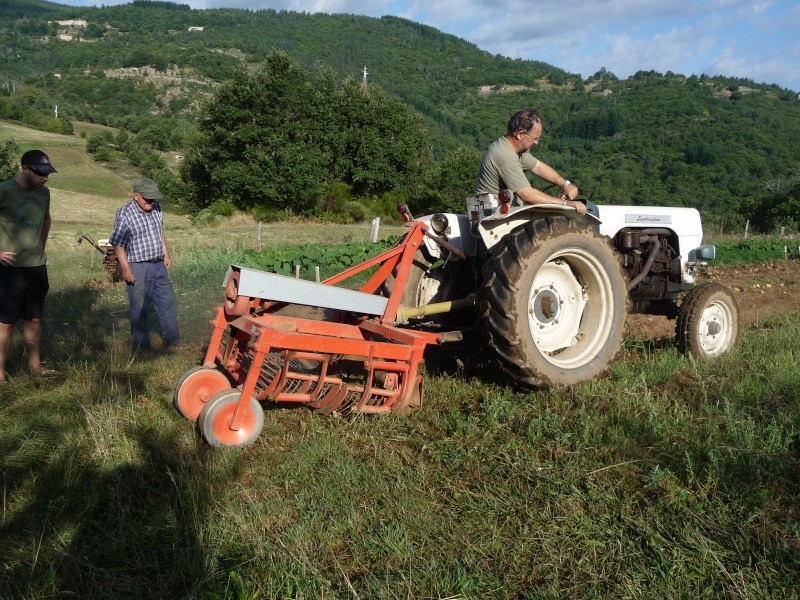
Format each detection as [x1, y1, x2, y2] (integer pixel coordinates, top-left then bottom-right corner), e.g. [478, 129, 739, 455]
[676, 282, 739, 358]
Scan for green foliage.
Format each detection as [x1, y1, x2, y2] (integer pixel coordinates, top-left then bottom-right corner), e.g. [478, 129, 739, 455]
[0, 85, 72, 134]
[93, 146, 111, 162]
[182, 52, 431, 216]
[418, 146, 483, 214]
[713, 237, 800, 264]
[0, 138, 20, 180]
[86, 131, 114, 154]
[239, 237, 395, 278]
[1, 3, 799, 225]
[190, 200, 237, 226]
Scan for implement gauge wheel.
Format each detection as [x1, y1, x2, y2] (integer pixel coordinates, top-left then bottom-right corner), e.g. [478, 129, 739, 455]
[676, 282, 739, 358]
[198, 389, 264, 448]
[174, 367, 231, 421]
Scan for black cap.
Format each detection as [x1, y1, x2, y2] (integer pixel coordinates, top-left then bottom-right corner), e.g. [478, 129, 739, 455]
[21, 150, 57, 175]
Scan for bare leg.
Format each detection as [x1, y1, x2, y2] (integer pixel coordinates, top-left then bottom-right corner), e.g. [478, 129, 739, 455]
[0, 322, 13, 381]
[23, 318, 44, 375]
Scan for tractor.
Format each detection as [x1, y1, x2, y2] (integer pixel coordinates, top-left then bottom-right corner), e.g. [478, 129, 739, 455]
[175, 192, 739, 447]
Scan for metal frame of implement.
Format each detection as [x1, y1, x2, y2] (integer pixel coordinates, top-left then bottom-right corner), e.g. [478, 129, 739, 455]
[184, 221, 442, 445]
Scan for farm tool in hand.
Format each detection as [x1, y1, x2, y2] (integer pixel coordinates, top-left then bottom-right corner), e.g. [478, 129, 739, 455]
[77, 233, 122, 282]
[174, 217, 463, 448]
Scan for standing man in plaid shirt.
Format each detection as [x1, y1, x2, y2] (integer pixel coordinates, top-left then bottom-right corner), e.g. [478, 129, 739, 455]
[109, 177, 180, 351]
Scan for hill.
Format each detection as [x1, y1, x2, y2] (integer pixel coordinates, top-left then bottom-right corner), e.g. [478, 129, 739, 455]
[1, 0, 799, 232]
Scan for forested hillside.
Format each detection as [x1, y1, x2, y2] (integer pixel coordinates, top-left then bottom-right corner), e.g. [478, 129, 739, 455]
[1, 0, 799, 232]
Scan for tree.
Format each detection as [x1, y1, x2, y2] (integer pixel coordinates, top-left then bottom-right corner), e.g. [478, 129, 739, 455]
[182, 51, 432, 215]
[418, 146, 482, 214]
[182, 53, 327, 212]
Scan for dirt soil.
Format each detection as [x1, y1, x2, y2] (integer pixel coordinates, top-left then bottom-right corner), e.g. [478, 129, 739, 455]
[627, 260, 800, 340]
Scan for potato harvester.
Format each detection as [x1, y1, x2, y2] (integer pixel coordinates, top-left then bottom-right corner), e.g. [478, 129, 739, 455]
[173, 218, 458, 447]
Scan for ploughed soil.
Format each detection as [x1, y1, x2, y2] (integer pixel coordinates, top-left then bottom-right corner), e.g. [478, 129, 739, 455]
[627, 260, 800, 341]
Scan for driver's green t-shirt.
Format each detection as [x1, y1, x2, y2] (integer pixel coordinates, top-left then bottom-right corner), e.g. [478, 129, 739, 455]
[474, 136, 538, 195]
[0, 177, 50, 267]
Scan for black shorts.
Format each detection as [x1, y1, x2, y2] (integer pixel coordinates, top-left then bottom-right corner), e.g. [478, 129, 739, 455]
[0, 265, 49, 324]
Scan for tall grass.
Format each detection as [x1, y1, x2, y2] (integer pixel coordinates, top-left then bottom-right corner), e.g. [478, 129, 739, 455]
[1, 224, 799, 598]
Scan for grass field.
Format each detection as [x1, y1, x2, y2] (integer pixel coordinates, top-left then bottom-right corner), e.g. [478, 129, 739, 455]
[1, 123, 799, 598]
[2, 224, 799, 598]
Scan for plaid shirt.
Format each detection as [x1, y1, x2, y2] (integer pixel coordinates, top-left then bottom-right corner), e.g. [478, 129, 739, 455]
[109, 199, 165, 262]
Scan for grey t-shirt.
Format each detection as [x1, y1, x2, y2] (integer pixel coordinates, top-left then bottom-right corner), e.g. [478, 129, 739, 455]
[0, 178, 50, 267]
[474, 136, 538, 195]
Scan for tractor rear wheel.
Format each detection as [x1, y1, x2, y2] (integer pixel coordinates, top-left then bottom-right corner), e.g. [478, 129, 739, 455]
[479, 217, 629, 388]
[676, 282, 739, 358]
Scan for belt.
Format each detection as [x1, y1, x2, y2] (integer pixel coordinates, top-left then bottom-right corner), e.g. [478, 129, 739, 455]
[140, 258, 163, 263]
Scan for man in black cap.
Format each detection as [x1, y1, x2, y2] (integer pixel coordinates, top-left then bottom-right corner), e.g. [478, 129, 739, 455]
[109, 177, 180, 351]
[0, 150, 58, 382]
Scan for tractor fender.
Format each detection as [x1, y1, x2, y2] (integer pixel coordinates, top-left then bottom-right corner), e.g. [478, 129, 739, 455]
[478, 204, 600, 252]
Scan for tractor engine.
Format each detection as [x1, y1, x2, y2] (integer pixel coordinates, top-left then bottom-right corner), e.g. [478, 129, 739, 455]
[614, 228, 687, 313]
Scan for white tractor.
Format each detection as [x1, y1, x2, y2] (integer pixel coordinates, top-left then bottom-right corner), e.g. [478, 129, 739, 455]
[397, 191, 739, 388]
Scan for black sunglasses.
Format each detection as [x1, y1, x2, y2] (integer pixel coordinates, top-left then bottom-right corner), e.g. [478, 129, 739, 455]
[27, 166, 49, 177]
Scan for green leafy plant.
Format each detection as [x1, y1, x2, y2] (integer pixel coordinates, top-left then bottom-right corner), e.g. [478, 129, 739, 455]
[240, 237, 396, 278]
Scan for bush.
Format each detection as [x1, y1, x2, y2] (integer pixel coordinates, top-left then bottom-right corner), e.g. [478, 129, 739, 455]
[0, 139, 20, 180]
[86, 131, 114, 154]
[342, 201, 370, 223]
[250, 204, 298, 223]
[208, 200, 236, 217]
[93, 147, 111, 162]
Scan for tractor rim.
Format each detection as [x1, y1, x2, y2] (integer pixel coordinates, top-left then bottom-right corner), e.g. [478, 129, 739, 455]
[527, 248, 616, 369]
[698, 299, 735, 357]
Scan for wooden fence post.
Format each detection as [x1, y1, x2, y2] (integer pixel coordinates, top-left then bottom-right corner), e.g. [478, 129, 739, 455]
[744, 220, 749, 239]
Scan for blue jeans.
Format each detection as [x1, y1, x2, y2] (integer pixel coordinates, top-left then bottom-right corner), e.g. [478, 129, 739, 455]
[126, 262, 180, 350]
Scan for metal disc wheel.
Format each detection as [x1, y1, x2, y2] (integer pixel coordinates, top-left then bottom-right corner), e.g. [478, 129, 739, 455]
[198, 389, 264, 448]
[479, 218, 629, 388]
[174, 367, 231, 421]
[223, 270, 251, 317]
[676, 282, 739, 358]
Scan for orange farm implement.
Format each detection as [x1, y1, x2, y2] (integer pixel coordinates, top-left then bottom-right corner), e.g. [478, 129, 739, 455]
[174, 219, 456, 447]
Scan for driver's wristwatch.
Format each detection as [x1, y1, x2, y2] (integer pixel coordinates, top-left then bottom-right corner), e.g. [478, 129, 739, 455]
[559, 179, 572, 191]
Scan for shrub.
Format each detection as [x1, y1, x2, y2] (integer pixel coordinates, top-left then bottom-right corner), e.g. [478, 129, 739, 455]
[342, 201, 370, 223]
[93, 147, 111, 162]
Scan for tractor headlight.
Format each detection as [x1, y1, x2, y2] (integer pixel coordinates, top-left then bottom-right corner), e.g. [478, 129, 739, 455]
[430, 213, 449, 235]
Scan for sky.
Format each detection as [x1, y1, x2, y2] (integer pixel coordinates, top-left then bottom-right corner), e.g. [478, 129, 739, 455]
[58, 0, 800, 92]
